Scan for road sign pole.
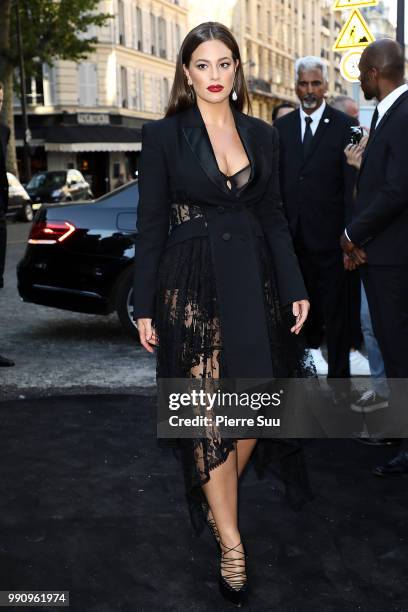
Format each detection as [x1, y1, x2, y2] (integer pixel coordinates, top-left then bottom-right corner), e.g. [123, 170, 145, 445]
[397, 0, 405, 50]
[352, 82, 360, 105]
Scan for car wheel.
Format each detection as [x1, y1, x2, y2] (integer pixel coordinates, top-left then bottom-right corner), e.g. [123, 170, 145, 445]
[21, 202, 34, 222]
[116, 267, 139, 339]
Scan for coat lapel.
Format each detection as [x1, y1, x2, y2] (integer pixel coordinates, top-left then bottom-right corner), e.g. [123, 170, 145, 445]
[285, 110, 304, 172]
[359, 89, 408, 179]
[181, 103, 259, 197]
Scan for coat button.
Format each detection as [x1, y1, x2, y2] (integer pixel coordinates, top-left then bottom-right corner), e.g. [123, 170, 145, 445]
[222, 232, 231, 241]
[217, 206, 225, 213]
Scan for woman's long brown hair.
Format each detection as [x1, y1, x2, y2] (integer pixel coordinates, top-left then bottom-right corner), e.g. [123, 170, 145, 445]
[165, 22, 252, 117]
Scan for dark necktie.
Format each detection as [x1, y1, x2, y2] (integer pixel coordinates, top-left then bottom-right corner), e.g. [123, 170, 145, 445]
[303, 116, 313, 157]
[367, 107, 379, 142]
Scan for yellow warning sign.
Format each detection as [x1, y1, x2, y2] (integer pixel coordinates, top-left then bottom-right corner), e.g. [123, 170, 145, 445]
[333, 0, 378, 9]
[333, 9, 375, 51]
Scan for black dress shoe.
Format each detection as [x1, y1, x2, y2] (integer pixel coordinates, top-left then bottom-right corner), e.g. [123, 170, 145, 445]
[372, 451, 408, 476]
[0, 354, 15, 367]
[219, 540, 248, 607]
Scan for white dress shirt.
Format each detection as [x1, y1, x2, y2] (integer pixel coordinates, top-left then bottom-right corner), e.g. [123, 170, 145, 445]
[374, 83, 408, 127]
[344, 83, 408, 243]
[300, 100, 326, 140]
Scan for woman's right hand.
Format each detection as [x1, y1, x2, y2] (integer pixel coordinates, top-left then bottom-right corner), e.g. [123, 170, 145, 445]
[136, 318, 159, 353]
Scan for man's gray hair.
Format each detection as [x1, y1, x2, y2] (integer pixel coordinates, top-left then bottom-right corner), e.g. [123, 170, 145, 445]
[295, 56, 329, 83]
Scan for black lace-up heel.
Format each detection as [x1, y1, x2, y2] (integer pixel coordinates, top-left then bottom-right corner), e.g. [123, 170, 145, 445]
[201, 501, 221, 547]
[219, 540, 248, 607]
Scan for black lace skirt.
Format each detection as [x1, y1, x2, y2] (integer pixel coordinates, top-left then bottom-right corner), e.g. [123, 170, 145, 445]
[154, 231, 316, 535]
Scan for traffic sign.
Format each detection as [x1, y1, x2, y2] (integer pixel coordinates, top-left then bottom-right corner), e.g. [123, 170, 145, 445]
[340, 50, 363, 82]
[333, 0, 378, 9]
[333, 9, 375, 51]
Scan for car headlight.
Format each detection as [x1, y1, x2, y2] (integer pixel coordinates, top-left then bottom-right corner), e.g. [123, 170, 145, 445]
[51, 189, 63, 198]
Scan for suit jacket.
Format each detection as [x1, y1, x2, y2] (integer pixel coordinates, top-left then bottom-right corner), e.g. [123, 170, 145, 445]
[133, 102, 308, 379]
[346, 90, 408, 265]
[0, 123, 10, 217]
[275, 104, 358, 252]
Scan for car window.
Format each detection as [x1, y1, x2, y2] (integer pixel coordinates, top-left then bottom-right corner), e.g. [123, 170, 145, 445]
[27, 171, 66, 189]
[97, 181, 139, 209]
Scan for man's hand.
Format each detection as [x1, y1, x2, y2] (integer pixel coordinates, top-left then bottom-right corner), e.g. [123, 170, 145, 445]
[340, 233, 367, 266]
[343, 253, 357, 271]
[291, 300, 310, 335]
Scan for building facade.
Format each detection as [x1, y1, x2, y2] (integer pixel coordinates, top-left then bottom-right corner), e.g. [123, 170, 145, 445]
[15, 0, 356, 190]
[188, 0, 352, 122]
[14, 0, 188, 194]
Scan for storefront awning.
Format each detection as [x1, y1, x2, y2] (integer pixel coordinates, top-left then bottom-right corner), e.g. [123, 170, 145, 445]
[44, 125, 142, 153]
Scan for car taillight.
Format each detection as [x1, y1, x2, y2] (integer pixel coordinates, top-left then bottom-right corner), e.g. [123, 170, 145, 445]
[28, 221, 76, 244]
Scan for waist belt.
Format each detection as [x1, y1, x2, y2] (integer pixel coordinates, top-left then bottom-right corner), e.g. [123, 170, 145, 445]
[165, 203, 264, 249]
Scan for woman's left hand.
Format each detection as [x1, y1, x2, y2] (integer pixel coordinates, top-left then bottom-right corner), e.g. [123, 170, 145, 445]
[291, 300, 310, 335]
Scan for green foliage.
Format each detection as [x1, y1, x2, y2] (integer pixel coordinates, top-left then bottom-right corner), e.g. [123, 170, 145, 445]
[9, 0, 112, 72]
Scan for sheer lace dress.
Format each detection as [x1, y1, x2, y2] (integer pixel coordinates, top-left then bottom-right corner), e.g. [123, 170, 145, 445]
[154, 163, 315, 534]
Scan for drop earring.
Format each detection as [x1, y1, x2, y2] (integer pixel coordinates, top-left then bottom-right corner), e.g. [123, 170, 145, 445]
[231, 74, 238, 101]
[186, 76, 195, 100]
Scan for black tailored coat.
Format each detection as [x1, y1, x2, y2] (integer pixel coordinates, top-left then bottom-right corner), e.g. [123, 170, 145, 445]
[347, 90, 408, 265]
[0, 123, 10, 289]
[0, 123, 9, 216]
[275, 105, 358, 251]
[133, 102, 308, 379]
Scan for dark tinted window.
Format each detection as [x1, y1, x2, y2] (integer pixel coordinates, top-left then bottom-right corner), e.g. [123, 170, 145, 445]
[97, 181, 139, 209]
[27, 171, 67, 190]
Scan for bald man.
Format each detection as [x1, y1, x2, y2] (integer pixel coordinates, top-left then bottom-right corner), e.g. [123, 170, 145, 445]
[331, 95, 359, 120]
[340, 39, 408, 475]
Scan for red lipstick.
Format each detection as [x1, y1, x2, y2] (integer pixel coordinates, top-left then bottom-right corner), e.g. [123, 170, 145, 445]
[207, 85, 224, 92]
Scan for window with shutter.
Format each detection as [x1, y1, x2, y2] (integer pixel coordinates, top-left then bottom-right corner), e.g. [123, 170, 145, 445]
[136, 7, 143, 51]
[78, 63, 98, 107]
[175, 23, 181, 56]
[42, 63, 56, 106]
[120, 66, 128, 108]
[118, 0, 126, 46]
[150, 12, 157, 55]
[158, 17, 167, 59]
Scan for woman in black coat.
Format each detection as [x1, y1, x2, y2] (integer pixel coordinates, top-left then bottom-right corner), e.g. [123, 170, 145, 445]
[133, 22, 314, 606]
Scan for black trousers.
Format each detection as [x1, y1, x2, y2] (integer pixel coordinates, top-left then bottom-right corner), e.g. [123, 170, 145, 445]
[0, 216, 6, 289]
[360, 265, 408, 445]
[360, 265, 408, 378]
[296, 244, 351, 378]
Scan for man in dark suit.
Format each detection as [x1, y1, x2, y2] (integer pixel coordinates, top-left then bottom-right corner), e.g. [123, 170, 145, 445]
[0, 81, 15, 367]
[275, 56, 357, 390]
[341, 39, 408, 474]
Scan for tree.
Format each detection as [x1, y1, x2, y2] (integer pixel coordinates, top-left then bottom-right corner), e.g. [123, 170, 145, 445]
[0, 0, 112, 175]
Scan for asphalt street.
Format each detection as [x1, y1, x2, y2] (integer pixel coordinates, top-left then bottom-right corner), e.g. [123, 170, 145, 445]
[0, 394, 407, 612]
[0, 220, 156, 400]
